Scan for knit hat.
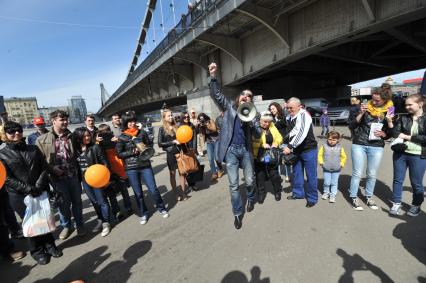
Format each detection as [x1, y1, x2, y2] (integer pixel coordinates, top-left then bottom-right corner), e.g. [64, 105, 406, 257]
[260, 111, 273, 122]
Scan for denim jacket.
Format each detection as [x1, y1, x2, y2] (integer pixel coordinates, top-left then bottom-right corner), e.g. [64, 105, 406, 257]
[208, 77, 261, 162]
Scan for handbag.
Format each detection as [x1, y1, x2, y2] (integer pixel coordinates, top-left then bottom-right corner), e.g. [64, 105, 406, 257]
[391, 143, 407, 153]
[259, 148, 280, 166]
[175, 148, 199, 175]
[282, 152, 298, 165]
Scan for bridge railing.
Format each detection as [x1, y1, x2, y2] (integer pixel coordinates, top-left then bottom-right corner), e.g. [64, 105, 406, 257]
[104, 0, 225, 111]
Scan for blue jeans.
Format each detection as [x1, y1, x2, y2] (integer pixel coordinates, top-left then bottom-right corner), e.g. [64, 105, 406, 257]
[349, 144, 384, 198]
[82, 180, 111, 223]
[323, 171, 340, 197]
[321, 126, 329, 136]
[392, 153, 426, 206]
[206, 142, 217, 174]
[225, 144, 255, 216]
[52, 176, 84, 228]
[292, 148, 318, 204]
[126, 167, 165, 216]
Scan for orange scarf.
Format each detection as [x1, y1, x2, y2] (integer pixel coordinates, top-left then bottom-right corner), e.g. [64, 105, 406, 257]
[123, 128, 138, 137]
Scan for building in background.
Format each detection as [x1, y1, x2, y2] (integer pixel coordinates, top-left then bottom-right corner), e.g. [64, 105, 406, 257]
[38, 106, 69, 125]
[68, 96, 87, 123]
[4, 97, 38, 126]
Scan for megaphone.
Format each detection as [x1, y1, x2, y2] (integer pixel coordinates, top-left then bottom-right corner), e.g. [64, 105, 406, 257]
[237, 102, 258, 122]
[132, 137, 155, 161]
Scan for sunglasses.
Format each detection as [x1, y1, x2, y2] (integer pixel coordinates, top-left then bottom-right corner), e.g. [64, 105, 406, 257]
[6, 128, 23, 135]
[184, 116, 189, 118]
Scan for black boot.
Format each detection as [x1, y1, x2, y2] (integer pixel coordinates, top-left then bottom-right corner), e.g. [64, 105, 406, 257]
[246, 201, 254, 212]
[275, 191, 281, 201]
[234, 215, 242, 229]
[258, 191, 266, 204]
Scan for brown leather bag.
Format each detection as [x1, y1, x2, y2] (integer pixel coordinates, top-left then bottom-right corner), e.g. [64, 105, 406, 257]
[175, 148, 199, 175]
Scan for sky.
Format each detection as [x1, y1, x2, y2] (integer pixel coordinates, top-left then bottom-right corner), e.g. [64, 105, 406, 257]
[0, 0, 188, 112]
[0, 1, 424, 113]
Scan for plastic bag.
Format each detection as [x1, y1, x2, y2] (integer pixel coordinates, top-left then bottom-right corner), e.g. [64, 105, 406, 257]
[22, 192, 56, 237]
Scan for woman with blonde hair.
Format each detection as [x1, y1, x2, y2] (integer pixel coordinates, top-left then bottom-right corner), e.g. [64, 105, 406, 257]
[158, 109, 190, 201]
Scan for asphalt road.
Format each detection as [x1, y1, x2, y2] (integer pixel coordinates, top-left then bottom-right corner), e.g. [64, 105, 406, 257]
[1, 126, 425, 283]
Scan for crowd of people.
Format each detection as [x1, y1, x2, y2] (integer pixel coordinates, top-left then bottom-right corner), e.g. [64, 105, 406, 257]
[0, 62, 424, 267]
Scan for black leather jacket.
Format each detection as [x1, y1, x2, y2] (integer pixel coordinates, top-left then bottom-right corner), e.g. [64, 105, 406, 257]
[391, 114, 426, 158]
[0, 141, 50, 195]
[158, 126, 180, 154]
[76, 144, 109, 177]
[349, 111, 390, 147]
[116, 130, 152, 170]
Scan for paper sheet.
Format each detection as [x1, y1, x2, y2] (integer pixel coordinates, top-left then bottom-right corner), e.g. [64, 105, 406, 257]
[369, 122, 383, 140]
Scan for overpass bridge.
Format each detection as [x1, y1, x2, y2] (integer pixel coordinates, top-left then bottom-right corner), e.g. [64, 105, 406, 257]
[98, 0, 426, 118]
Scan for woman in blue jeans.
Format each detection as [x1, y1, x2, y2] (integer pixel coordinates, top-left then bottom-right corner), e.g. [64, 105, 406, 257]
[389, 94, 426, 217]
[72, 127, 112, 237]
[116, 111, 169, 225]
[348, 90, 394, 211]
[198, 113, 224, 182]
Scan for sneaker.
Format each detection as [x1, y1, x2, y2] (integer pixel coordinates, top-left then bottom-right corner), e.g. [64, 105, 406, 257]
[76, 226, 87, 236]
[59, 227, 72, 240]
[352, 198, 364, 211]
[116, 211, 125, 221]
[93, 219, 103, 233]
[9, 250, 26, 261]
[160, 210, 169, 218]
[366, 198, 378, 210]
[329, 196, 336, 203]
[140, 215, 148, 225]
[217, 170, 224, 178]
[407, 205, 421, 217]
[211, 173, 218, 181]
[389, 202, 402, 215]
[321, 193, 329, 200]
[101, 223, 111, 237]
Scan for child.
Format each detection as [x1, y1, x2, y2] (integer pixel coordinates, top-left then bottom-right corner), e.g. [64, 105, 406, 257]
[318, 131, 346, 203]
[320, 109, 330, 137]
[97, 124, 133, 219]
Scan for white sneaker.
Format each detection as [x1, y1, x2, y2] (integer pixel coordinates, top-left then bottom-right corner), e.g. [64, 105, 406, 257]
[389, 202, 401, 215]
[321, 193, 329, 200]
[352, 198, 364, 211]
[140, 215, 148, 225]
[366, 198, 378, 210]
[329, 196, 336, 203]
[101, 223, 111, 237]
[160, 210, 169, 218]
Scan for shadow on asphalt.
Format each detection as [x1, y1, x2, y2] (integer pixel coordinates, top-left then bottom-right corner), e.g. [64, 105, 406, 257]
[336, 248, 395, 283]
[221, 266, 270, 283]
[31, 240, 152, 283]
[392, 211, 426, 266]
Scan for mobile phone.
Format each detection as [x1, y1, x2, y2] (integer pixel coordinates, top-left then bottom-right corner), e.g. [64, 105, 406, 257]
[387, 106, 395, 115]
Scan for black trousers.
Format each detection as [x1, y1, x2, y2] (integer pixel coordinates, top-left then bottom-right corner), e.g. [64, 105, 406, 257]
[8, 192, 57, 260]
[0, 190, 13, 256]
[255, 162, 282, 194]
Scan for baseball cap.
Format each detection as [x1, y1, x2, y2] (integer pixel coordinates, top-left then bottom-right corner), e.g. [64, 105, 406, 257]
[34, 117, 45, 125]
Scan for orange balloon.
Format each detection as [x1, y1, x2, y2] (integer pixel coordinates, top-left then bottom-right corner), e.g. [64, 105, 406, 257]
[0, 161, 6, 189]
[84, 164, 110, 189]
[176, 125, 193, 144]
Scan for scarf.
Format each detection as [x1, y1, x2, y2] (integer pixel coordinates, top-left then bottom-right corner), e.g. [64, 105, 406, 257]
[367, 100, 394, 118]
[123, 128, 139, 137]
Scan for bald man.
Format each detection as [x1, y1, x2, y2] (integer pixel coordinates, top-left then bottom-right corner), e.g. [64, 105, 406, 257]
[283, 97, 318, 207]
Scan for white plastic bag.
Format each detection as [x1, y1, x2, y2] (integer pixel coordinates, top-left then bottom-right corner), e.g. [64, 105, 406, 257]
[22, 192, 56, 237]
